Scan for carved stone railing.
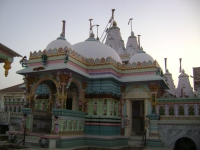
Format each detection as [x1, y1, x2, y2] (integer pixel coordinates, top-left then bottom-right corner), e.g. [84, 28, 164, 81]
[147, 114, 160, 120]
[158, 120, 200, 125]
[52, 109, 86, 118]
[52, 109, 86, 135]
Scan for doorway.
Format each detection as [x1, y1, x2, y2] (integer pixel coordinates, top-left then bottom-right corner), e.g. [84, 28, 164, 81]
[132, 101, 144, 135]
[66, 98, 72, 110]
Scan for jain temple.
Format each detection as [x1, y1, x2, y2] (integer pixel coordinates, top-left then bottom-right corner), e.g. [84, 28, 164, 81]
[0, 9, 200, 150]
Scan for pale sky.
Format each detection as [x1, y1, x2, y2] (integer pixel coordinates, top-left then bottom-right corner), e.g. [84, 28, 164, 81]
[0, 0, 200, 90]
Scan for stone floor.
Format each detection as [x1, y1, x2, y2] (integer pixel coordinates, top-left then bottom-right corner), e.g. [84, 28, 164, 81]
[0, 141, 172, 150]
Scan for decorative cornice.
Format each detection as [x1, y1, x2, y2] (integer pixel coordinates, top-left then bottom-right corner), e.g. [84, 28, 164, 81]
[28, 47, 160, 71]
[52, 109, 86, 118]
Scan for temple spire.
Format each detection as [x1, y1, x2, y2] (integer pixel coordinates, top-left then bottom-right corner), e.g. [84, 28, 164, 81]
[137, 35, 141, 48]
[164, 58, 167, 73]
[179, 58, 182, 73]
[96, 24, 99, 40]
[128, 18, 133, 33]
[60, 20, 65, 38]
[110, 9, 115, 22]
[89, 19, 96, 36]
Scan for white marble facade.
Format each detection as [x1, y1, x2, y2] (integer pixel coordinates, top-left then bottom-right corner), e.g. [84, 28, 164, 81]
[159, 124, 200, 150]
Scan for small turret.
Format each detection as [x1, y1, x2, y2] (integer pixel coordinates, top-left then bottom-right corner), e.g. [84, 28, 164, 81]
[125, 19, 139, 56]
[176, 59, 194, 98]
[105, 20, 125, 55]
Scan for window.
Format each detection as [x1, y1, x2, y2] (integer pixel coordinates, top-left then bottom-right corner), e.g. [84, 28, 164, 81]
[159, 106, 165, 115]
[178, 106, 184, 116]
[189, 106, 194, 115]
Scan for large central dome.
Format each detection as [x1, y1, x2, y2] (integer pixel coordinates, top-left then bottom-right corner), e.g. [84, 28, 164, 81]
[73, 34, 122, 63]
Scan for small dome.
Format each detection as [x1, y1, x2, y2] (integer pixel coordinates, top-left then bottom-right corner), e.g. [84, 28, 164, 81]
[46, 38, 73, 50]
[73, 35, 122, 63]
[129, 48, 154, 63]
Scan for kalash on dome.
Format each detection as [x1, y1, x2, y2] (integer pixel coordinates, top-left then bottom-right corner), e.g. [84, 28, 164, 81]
[7, 9, 199, 150]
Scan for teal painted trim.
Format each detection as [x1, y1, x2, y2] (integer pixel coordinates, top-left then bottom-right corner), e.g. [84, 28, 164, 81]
[86, 80, 121, 94]
[56, 37, 66, 40]
[21, 108, 32, 115]
[148, 114, 160, 120]
[146, 139, 164, 147]
[84, 125, 120, 136]
[157, 98, 200, 103]
[0, 53, 13, 62]
[85, 116, 121, 119]
[56, 137, 128, 148]
[52, 109, 86, 118]
[85, 38, 98, 42]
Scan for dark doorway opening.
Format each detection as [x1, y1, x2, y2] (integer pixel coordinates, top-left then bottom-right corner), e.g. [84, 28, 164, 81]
[132, 101, 144, 135]
[66, 98, 72, 110]
[174, 137, 196, 150]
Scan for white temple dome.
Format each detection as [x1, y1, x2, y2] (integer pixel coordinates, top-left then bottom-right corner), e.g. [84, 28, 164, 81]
[129, 49, 154, 63]
[73, 35, 122, 63]
[46, 38, 73, 50]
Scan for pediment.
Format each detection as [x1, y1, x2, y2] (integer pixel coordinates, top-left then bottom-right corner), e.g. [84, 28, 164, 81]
[124, 86, 150, 99]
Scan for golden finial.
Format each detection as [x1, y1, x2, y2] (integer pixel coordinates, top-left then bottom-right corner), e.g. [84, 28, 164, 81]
[113, 21, 117, 26]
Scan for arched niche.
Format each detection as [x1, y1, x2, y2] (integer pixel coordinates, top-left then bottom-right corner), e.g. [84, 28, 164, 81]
[174, 137, 197, 150]
[34, 82, 52, 111]
[66, 81, 80, 111]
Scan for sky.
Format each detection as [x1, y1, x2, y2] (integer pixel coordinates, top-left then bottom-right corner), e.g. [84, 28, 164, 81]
[0, 0, 200, 90]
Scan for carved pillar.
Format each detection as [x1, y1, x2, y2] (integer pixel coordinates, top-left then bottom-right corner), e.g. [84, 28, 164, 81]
[175, 104, 178, 117]
[156, 105, 159, 115]
[148, 83, 160, 114]
[144, 99, 148, 117]
[165, 104, 169, 116]
[195, 104, 198, 116]
[184, 104, 188, 117]
[25, 76, 35, 109]
[81, 82, 88, 112]
[125, 99, 132, 136]
[72, 88, 76, 110]
[120, 86, 126, 135]
[57, 74, 71, 109]
[61, 82, 66, 109]
[144, 99, 149, 137]
[81, 90, 85, 111]
[121, 93, 125, 135]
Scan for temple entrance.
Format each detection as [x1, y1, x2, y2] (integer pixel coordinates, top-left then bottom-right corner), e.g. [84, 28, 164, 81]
[132, 101, 144, 135]
[32, 80, 56, 134]
[174, 137, 196, 150]
[66, 98, 72, 110]
[66, 82, 79, 111]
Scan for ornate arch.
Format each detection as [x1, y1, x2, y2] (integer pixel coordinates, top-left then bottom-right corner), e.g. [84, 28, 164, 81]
[124, 85, 151, 99]
[70, 78, 82, 100]
[32, 76, 60, 97]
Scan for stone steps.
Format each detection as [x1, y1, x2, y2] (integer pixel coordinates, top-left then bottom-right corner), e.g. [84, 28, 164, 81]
[16, 135, 40, 147]
[128, 135, 143, 148]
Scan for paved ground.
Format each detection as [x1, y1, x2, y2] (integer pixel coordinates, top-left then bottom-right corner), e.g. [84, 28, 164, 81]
[0, 141, 172, 150]
[144, 147, 172, 150]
